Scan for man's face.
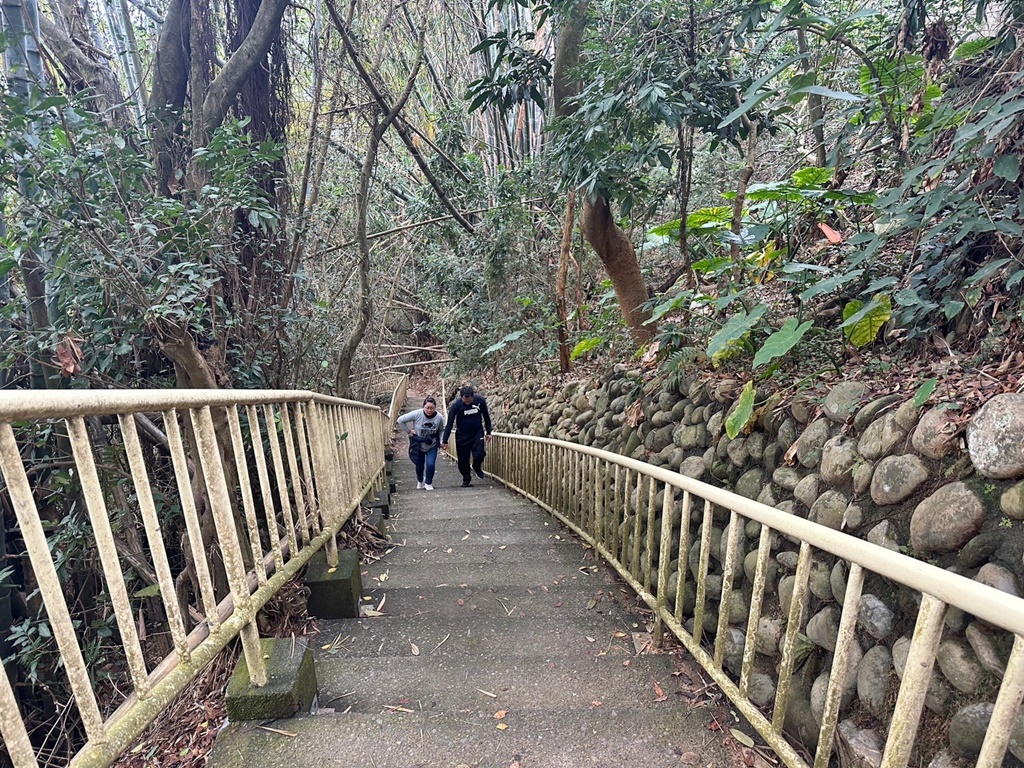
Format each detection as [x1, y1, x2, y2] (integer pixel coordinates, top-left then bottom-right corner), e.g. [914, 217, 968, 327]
[462, 394, 474, 405]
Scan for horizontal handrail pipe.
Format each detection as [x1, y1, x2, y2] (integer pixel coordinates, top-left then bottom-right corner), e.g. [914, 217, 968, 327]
[485, 432, 1024, 768]
[0, 388, 391, 768]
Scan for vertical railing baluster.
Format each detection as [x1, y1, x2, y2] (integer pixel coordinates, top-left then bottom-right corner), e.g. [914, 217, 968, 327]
[191, 406, 267, 686]
[264, 404, 298, 557]
[226, 406, 267, 586]
[674, 491, 692, 624]
[279, 403, 309, 546]
[609, 465, 621, 564]
[334, 409, 355, 506]
[740, 524, 774, 696]
[976, 635, 1024, 767]
[654, 484, 675, 645]
[643, 476, 657, 594]
[693, 499, 715, 645]
[295, 403, 320, 536]
[0, 424, 107, 744]
[813, 563, 864, 768]
[714, 509, 743, 670]
[247, 405, 283, 575]
[0, 660, 37, 768]
[119, 413, 189, 657]
[67, 417, 151, 696]
[879, 594, 947, 768]
[630, 473, 645, 580]
[166, 408, 221, 625]
[773, 541, 813, 734]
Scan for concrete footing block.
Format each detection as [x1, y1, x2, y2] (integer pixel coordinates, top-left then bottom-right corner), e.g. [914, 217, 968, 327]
[364, 489, 390, 519]
[364, 508, 385, 531]
[304, 548, 361, 619]
[225, 637, 317, 721]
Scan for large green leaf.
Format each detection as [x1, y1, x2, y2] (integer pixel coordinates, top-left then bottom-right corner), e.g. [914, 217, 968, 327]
[753, 317, 814, 369]
[707, 305, 767, 365]
[790, 85, 863, 102]
[799, 269, 864, 302]
[914, 378, 938, 407]
[484, 329, 527, 355]
[726, 381, 756, 439]
[841, 294, 892, 347]
[994, 154, 1020, 182]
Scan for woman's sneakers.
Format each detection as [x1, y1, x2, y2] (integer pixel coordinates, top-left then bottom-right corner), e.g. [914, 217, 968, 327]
[416, 481, 425, 489]
[424, 484, 434, 491]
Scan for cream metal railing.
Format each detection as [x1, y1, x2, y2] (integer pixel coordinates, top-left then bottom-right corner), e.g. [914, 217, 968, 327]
[486, 433, 1024, 768]
[0, 390, 388, 768]
[385, 374, 409, 430]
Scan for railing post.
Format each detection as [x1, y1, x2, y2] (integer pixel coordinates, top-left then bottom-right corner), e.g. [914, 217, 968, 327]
[0, 424, 107, 744]
[773, 541, 813, 735]
[813, 563, 864, 768]
[879, 594, 947, 768]
[190, 406, 268, 687]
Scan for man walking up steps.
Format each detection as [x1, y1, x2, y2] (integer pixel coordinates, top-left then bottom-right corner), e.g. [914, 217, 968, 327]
[441, 386, 492, 487]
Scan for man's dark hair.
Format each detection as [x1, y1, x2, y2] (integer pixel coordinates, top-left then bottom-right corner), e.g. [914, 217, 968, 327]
[460, 386, 475, 398]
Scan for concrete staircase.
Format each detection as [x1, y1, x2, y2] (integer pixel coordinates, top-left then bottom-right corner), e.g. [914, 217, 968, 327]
[207, 433, 731, 768]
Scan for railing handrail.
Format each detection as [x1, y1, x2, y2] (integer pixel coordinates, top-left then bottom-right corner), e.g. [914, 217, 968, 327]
[494, 432, 1024, 635]
[487, 431, 1024, 768]
[0, 389, 380, 421]
[0, 386, 394, 768]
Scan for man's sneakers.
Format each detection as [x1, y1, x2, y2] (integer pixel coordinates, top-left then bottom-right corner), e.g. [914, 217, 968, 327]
[424, 484, 434, 491]
[474, 467, 486, 479]
[416, 481, 425, 490]
[461, 477, 472, 487]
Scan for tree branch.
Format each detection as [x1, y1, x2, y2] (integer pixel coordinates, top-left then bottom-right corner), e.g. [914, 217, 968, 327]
[325, 0, 475, 233]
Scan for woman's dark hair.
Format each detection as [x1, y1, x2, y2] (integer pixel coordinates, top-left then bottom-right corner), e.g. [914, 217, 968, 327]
[423, 397, 436, 405]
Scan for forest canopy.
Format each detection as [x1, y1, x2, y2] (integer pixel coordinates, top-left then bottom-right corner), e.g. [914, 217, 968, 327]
[0, 0, 1021, 401]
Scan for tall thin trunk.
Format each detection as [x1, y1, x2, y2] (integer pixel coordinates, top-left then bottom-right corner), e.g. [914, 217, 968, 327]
[730, 121, 758, 276]
[797, 28, 826, 167]
[333, 22, 425, 397]
[676, 123, 694, 288]
[556, 193, 575, 373]
[3, 0, 61, 387]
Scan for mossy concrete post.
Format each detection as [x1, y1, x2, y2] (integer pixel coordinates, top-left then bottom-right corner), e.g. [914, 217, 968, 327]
[305, 547, 362, 618]
[365, 488, 391, 519]
[225, 637, 317, 721]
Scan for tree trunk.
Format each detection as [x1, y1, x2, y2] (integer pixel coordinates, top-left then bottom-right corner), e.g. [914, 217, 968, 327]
[581, 198, 654, 343]
[552, 0, 654, 345]
[797, 28, 826, 167]
[556, 193, 575, 373]
[149, 0, 190, 194]
[730, 120, 758, 276]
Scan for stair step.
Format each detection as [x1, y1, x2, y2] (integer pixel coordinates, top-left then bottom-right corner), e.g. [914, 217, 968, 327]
[314, 613, 640, 659]
[372, 541, 590, 567]
[315, 652, 682, 714]
[362, 558, 608, 590]
[209, 706, 719, 768]
[357, 583, 630, 622]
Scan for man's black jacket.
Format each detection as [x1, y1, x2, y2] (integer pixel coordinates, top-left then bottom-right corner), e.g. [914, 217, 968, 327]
[443, 395, 492, 445]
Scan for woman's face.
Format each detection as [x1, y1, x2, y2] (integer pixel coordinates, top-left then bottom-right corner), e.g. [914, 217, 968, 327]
[423, 402, 437, 417]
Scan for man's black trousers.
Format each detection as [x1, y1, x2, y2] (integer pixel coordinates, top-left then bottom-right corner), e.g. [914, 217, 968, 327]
[455, 437, 486, 483]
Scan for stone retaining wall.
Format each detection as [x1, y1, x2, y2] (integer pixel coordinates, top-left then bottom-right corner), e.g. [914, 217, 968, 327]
[490, 368, 1024, 767]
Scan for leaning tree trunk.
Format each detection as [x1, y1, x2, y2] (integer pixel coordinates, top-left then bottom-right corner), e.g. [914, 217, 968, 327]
[581, 198, 654, 343]
[332, 16, 425, 397]
[552, 0, 654, 345]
